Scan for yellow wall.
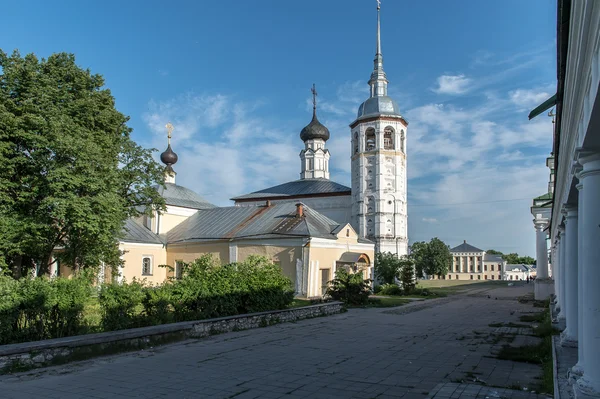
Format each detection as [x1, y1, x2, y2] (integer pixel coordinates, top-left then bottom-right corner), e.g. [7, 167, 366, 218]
[120, 243, 168, 285]
[159, 213, 190, 235]
[237, 244, 302, 283]
[166, 242, 230, 278]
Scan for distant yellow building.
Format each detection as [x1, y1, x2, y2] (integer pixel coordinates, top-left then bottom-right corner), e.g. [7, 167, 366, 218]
[434, 241, 506, 281]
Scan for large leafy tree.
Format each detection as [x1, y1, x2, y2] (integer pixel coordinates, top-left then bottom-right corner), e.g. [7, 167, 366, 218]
[485, 249, 535, 265]
[0, 50, 166, 276]
[410, 238, 452, 278]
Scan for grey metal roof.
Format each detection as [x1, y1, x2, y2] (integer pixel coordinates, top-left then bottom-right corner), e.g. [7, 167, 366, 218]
[506, 264, 531, 272]
[483, 254, 504, 262]
[167, 202, 343, 244]
[155, 183, 216, 210]
[122, 219, 164, 245]
[356, 96, 403, 121]
[450, 241, 483, 253]
[231, 179, 351, 201]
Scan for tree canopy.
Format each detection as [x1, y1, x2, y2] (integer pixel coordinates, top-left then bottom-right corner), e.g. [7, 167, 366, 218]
[410, 238, 452, 278]
[0, 50, 166, 276]
[485, 249, 535, 265]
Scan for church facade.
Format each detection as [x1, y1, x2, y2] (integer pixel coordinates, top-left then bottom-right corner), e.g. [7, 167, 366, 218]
[234, 2, 408, 257]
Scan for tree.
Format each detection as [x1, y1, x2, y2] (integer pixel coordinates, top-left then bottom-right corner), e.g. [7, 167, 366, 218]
[410, 238, 452, 278]
[518, 256, 535, 265]
[485, 249, 503, 255]
[374, 252, 401, 284]
[398, 256, 415, 293]
[0, 50, 166, 276]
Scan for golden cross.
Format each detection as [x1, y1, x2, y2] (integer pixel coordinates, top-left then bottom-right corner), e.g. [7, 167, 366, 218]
[377, 0, 381, 10]
[311, 84, 317, 110]
[165, 122, 174, 143]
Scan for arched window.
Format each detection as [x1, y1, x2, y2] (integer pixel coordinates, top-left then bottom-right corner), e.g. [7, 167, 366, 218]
[384, 126, 394, 150]
[365, 128, 376, 151]
[354, 132, 359, 154]
[400, 129, 405, 152]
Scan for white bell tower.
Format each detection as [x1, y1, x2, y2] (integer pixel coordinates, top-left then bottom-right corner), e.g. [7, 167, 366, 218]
[350, 0, 408, 256]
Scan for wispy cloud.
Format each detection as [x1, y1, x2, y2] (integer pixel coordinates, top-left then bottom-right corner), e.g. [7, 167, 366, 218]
[432, 74, 472, 95]
[509, 87, 554, 109]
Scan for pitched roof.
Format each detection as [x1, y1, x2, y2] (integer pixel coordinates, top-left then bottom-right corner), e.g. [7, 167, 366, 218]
[231, 179, 351, 201]
[122, 219, 164, 245]
[484, 253, 504, 262]
[450, 241, 483, 253]
[506, 264, 531, 272]
[155, 183, 216, 210]
[167, 202, 343, 244]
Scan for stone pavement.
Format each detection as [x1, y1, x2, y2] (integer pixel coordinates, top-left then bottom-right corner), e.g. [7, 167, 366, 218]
[0, 283, 552, 399]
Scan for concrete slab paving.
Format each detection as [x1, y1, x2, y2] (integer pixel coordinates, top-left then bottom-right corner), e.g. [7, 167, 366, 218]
[0, 283, 550, 398]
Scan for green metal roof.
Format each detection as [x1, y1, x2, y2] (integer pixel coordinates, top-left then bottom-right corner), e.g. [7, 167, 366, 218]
[528, 94, 557, 120]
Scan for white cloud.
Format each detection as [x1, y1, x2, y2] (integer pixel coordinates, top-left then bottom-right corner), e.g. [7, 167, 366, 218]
[432, 74, 472, 95]
[509, 88, 553, 109]
[422, 218, 438, 223]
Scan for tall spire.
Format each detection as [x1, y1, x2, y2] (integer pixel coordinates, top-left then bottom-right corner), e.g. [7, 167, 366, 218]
[369, 0, 388, 98]
[311, 83, 318, 117]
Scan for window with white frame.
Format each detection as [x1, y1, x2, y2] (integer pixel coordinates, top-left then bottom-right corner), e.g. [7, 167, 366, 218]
[142, 256, 152, 276]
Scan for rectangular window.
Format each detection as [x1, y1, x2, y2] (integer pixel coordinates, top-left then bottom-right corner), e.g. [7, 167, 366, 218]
[477, 275, 481, 280]
[456, 275, 459, 280]
[484, 275, 488, 280]
[142, 256, 152, 276]
[470, 275, 473, 280]
[491, 275, 495, 280]
[484, 265, 487, 271]
[491, 265, 494, 271]
[175, 260, 184, 280]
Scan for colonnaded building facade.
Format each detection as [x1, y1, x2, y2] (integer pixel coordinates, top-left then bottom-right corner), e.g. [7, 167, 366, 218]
[234, 2, 408, 256]
[528, 1, 600, 397]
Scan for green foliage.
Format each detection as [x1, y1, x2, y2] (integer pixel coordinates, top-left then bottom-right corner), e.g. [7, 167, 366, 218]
[486, 250, 535, 265]
[410, 238, 451, 278]
[0, 275, 91, 344]
[0, 50, 166, 275]
[98, 280, 145, 331]
[398, 257, 416, 293]
[326, 268, 372, 306]
[377, 283, 403, 296]
[374, 252, 401, 284]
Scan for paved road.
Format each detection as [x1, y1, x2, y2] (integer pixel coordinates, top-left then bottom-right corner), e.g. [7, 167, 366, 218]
[0, 284, 550, 399]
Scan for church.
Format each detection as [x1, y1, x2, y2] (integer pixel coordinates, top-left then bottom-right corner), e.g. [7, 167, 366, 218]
[233, 1, 408, 256]
[76, 2, 406, 296]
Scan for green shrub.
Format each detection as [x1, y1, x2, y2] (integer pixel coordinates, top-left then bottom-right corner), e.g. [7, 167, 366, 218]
[0, 276, 91, 344]
[326, 268, 372, 305]
[142, 284, 174, 325]
[378, 283, 403, 296]
[98, 279, 145, 331]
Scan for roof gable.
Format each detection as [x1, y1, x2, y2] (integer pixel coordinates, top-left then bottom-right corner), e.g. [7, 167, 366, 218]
[450, 241, 483, 253]
[121, 219, 164, 245]
[156, 183, 216, 210]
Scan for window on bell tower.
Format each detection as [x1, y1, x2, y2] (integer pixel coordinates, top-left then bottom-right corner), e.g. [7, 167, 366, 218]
[400, 129, 405, 152]
[384, 126, 394, 150]
[365, 128, 376, 151]
[354, 132, 359, 154]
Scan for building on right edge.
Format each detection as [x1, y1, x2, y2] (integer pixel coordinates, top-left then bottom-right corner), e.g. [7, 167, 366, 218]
[528, 1, 600, 396]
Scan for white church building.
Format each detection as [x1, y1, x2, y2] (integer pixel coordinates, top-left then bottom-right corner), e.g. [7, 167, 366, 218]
[233, 2, 408, 256]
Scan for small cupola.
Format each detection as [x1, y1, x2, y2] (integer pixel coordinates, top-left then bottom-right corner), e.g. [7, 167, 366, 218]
[160, 122, 178, 183]
[300, 84, 330, 142]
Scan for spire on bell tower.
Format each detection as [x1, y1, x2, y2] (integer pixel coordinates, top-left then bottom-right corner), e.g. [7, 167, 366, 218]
[369, 0, 388, 98]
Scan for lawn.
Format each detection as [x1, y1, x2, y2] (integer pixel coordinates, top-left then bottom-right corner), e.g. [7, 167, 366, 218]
[415, 280, 507, 296]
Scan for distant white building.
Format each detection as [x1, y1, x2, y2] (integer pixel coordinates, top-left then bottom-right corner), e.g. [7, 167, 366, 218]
[440, 241, 507, 281]
[503, 264, 533, 281]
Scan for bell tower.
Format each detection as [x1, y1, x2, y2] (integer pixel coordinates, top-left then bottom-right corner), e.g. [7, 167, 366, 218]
[350, 0, 408, 256]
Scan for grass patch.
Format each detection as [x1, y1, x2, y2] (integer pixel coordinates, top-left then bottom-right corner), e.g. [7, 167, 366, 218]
[288, 299, 312, 308]
[351, 297, 410, 308]
[495, 307, 555, 395]
[520, 313, 545, 323]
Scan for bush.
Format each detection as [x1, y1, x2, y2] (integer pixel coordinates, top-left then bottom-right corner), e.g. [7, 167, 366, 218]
[0, 275, 91, 345]
[98, 279, 145, 331]
[378, 283, 403, 296]
[326, 268, 372, 306]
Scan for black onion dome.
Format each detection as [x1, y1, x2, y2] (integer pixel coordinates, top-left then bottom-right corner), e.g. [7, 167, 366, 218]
[160, 144, 178, 166]
[300, 110, 330, 142]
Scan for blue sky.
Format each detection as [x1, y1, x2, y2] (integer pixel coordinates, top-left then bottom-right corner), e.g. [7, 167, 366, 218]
[2, 0, 557, 256]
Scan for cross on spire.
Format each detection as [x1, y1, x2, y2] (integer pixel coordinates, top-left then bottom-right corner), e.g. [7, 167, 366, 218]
[165, 122, 174, 144]
[311, 84, 318, 111]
